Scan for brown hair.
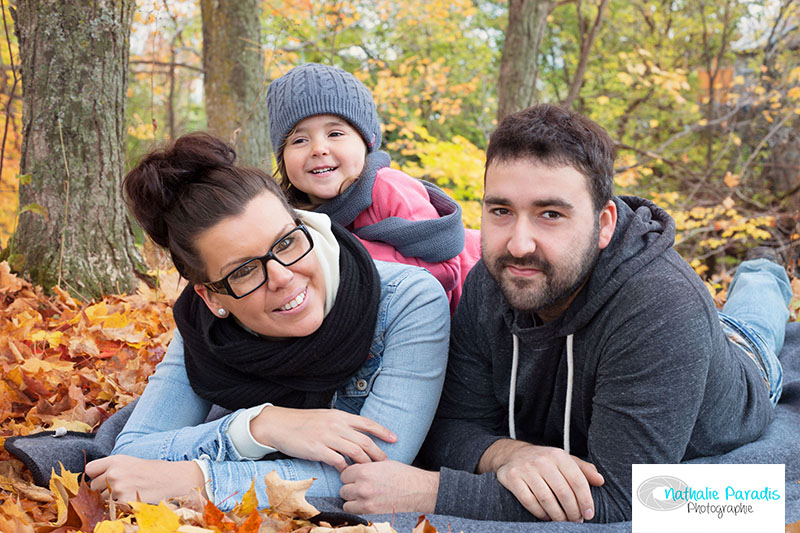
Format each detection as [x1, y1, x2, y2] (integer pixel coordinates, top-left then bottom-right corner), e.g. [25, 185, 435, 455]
[123, 132, 297, 283]
[486, 104, 616, 212]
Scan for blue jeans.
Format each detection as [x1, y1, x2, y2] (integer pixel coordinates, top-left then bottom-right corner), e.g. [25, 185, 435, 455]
[719, 258, 791, 406]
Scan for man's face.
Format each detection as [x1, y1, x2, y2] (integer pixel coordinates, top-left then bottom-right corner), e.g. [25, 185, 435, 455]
[481, 158, 616, 322]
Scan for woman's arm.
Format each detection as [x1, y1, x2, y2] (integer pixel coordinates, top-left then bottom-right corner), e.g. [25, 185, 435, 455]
[203, 263, 450, 509]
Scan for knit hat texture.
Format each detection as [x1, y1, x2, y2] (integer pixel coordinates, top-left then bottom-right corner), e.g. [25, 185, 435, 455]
[267, 63, 382, 155]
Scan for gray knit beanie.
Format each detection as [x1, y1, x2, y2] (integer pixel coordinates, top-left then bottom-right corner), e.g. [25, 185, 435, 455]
[267, 63, 382, 156]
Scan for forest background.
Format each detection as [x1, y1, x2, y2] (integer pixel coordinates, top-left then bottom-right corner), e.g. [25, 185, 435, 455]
[0, 0, 800, 530]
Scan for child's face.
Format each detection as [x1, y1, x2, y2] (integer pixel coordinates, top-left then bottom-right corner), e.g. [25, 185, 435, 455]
[282, 114, 368, 204]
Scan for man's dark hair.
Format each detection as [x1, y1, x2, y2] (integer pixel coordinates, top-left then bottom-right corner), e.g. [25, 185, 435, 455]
[485, 104, 616, 212]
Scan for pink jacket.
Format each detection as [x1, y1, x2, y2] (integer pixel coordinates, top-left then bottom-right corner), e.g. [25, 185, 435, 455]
[351, 167, 481, 313]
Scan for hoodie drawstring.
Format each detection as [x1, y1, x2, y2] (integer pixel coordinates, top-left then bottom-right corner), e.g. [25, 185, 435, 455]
[509, 334, 519, 440]
[508, 333, 574, 456]
[564, 333, 574, 455]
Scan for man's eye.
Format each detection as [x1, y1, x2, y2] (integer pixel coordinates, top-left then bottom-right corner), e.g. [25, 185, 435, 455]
[490, 207, 510, 216]
[543, 211, 562, 220]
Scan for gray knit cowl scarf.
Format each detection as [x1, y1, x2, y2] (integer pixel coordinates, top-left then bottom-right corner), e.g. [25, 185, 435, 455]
[317, 151, 466, 263]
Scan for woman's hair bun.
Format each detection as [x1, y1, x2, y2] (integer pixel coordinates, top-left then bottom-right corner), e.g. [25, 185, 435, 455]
[123, 132, 237, 248]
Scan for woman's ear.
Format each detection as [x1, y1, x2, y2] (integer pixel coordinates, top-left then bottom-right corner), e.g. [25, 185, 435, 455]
[194, 284, 225, 316]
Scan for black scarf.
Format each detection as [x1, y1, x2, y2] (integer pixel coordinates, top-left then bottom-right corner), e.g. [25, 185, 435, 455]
[174, 222, 380, 410]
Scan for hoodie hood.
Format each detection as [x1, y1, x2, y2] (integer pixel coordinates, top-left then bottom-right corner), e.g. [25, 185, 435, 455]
[559, 195, 676, 334]
[504, 195, 676, 453]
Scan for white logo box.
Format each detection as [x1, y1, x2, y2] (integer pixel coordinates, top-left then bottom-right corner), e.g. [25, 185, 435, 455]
[632, 464, 784, 533]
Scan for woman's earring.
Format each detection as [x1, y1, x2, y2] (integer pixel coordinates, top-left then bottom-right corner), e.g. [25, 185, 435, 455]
[217, 308, 228, 317]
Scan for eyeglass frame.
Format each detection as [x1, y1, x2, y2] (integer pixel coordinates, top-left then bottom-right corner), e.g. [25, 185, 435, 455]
[202, 224, 315, 299]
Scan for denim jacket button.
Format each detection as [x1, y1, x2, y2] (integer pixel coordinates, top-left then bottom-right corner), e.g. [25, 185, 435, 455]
[355, 378, 368, 391]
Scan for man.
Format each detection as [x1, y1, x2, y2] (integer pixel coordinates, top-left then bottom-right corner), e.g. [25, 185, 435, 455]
[338, 104, 791, 523]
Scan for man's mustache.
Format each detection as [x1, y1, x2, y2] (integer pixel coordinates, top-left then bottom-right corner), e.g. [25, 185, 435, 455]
[496, 253, 552, 274]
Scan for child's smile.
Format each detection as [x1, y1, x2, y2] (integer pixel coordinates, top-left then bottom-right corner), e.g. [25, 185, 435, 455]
[283, 114, 367, 205]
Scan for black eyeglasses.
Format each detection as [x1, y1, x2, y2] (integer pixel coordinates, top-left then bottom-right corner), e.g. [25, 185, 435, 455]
[203, 225, 314, 299]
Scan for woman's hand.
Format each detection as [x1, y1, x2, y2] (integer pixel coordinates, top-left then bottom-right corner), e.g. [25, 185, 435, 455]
[85, 455, 206, 504]
[250, 407, 397, 472]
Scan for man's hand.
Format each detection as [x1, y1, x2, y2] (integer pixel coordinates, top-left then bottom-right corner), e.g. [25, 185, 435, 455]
[477, 440, 604, 522]
[339, 460, 439, 514]
[85, 455, 206, 504]
[250, 407, 397, 472]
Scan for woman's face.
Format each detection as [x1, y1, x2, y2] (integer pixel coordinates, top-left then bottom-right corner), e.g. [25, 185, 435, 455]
[193, 191, 326, 339]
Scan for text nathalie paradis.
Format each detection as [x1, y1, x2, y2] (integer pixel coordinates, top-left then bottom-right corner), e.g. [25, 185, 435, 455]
[664, 484, 781, 518]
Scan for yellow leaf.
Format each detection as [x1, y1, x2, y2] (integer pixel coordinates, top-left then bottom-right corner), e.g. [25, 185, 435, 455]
[723, 172, 740, 188]
[131, 501, 182, 533]
[238, 478, 259, 516]
[733, 75, 745, 85]
[723, 196, 735, 210]
[49, 464, 81, 526]
[29, 330, 64, 348]
[597, 95, 610, 105]
[649, 119, 659, 128]
[95, 520, 127, 533]
[617, 72, 635, 86]
[697, 119, 708, 126]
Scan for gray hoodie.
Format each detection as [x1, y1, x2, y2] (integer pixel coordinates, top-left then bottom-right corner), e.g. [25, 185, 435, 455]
[421, 196, 773, 522]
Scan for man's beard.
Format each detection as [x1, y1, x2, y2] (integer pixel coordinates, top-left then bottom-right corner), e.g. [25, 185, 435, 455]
[485, 225, 601, 315]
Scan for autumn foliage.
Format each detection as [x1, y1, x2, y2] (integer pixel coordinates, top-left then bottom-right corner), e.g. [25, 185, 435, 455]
[0, 263, 414, 531]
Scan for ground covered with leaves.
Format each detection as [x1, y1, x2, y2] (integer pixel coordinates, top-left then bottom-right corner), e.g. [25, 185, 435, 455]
[0, 263, 420, 532]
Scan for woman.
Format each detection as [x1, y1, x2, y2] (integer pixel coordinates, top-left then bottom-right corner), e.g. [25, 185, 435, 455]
[85, 132, 449, 510]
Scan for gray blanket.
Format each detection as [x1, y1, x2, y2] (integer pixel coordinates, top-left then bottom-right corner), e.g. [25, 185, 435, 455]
[7, 324, 800, 529]
[311, 321, 800, 530]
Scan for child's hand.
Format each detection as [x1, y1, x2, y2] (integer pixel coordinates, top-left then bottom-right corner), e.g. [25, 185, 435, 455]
[250, 407, 397, 471]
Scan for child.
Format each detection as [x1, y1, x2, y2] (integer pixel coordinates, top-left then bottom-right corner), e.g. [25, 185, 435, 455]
[266, 63, 481, 312]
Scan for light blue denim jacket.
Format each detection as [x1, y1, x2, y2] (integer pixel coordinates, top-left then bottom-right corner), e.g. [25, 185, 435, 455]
[112, 260, 449, 510]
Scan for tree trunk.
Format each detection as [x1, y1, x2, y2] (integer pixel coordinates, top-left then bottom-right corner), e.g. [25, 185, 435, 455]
[12, 0, 143, 298]
[201, 0, 270, 168]
[496, 0, 554, 122]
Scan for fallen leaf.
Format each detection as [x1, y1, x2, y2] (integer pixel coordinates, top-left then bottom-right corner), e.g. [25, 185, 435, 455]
[71, 477, 109, 532]
[412, 515, 437, 533]
[130, 501, 182, 533]
[234, 478, 258, 517]
[235, 510, 262, 533]
[264, 471, 319, 519]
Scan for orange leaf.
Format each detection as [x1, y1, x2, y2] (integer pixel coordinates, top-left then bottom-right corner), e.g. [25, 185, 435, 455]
[235, 510, 262, 533]
[203, 500, 235, 531]
[413, 514, 438, 533]
[723, 171, 740, 188]
[70, 477, 109, 532]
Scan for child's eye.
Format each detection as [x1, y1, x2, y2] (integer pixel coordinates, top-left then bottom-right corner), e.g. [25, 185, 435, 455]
[289, 137, 307, 145]
[328, 130, 344, 137]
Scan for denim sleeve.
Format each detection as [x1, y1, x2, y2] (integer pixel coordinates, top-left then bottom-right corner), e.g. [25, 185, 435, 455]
[111, 331, 252, 463]
[204, 265, 450, 510]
